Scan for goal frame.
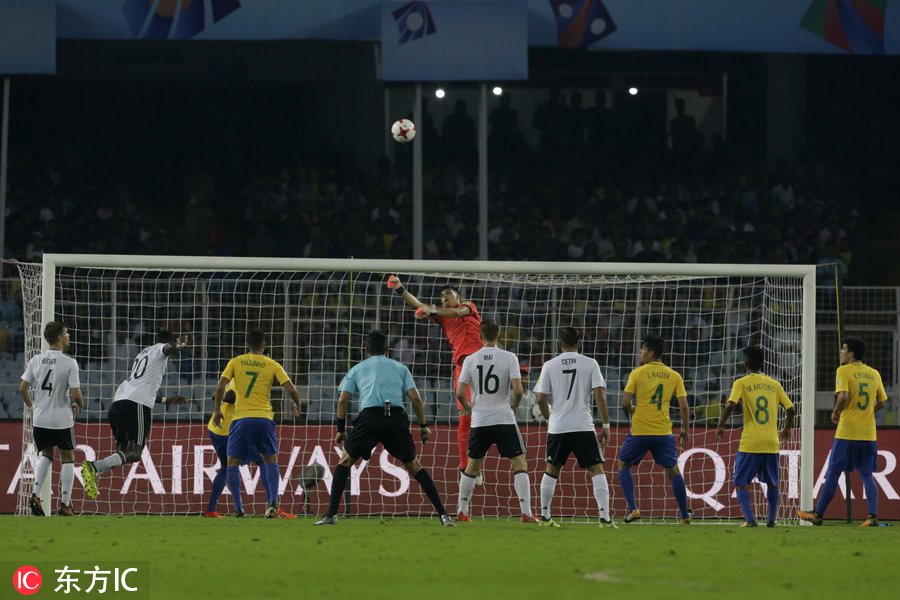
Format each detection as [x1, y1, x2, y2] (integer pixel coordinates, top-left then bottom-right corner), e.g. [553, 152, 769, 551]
[30, 253, 816, 518]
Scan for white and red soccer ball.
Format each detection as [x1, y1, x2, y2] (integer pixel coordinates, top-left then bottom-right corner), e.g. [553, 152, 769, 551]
[391, 119, 416, 143]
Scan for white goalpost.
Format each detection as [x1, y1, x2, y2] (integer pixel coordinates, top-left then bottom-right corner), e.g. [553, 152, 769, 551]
[14, 254, 816, 523]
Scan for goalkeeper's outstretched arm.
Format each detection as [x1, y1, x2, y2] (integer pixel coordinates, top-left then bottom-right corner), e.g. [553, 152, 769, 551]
[388, 275, 427, 310]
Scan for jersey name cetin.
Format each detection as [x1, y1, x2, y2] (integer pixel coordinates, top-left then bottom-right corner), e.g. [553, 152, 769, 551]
[561, 358, 577, 365]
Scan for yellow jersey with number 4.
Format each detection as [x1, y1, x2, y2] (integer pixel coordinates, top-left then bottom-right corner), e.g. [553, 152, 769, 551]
[625, 362, 687, 435]
[835, 362, 886, 441]
[221, 353, 291, 421]
[727, 373, 793, 453]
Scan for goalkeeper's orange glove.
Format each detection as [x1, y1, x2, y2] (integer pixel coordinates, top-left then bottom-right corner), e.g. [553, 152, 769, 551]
[415, 304, 437, 319]
[387, 275, 404, 294]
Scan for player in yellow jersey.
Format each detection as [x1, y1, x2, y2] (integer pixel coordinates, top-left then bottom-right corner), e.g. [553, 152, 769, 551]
[716, 346, 795, 527]
[617, 334, 692, 524]
[798, 336, 887, 527]
[212, 329, 303, 518]
[203, 381, 267, 518]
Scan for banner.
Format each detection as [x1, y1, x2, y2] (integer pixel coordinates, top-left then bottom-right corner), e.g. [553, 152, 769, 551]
[0, 0, 55, 74]
[2, 423, 898, 519]
[50, 1, 900, 55]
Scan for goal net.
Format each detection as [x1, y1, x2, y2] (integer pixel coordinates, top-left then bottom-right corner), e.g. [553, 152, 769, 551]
[13, 255, 816, 523]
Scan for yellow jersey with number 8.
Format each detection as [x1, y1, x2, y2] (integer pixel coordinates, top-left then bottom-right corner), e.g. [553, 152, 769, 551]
[221, 353, 291, 421]
[625, 362, 687, 435]
[727, 373, 793, 453]
[835, 362, 886, 441]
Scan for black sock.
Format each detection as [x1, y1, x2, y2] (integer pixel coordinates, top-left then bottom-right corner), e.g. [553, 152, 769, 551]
[414, 468, 447, 516]
[327, 464, 350, 517]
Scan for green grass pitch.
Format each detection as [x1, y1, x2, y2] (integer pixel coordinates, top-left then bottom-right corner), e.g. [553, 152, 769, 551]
[2, 515, 897, 599]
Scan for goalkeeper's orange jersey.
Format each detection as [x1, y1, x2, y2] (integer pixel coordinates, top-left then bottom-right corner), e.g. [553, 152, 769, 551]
[220, 353, 291, 421]
[625, 361, 687, 436]
[432, 300, 482, 366]
[834, 362, 886, 441]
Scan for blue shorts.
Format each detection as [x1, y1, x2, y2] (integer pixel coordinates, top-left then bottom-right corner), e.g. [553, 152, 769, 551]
[227, 418, 278, 459]
[209, 431, 261, 466]
[618, 434, 677, 468]
[733, 451, 779, 487]
[827, 438, 877, 475]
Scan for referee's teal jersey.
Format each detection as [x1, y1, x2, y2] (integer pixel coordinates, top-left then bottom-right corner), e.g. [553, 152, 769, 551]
[338, 355, 417, 410]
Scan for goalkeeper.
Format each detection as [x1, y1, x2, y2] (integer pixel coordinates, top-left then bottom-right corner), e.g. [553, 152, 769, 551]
[388, 275, 484, 481]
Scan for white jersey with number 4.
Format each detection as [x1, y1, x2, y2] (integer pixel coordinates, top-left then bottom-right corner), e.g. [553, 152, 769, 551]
[533, 352, 605, 434]
[21, 350, 81, 429]
[115, 343, 171, 409]
[458, 346, 521, 427]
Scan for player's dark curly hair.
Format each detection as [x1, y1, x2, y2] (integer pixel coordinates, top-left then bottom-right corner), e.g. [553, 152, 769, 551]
[642, 333, 665, 359]
[559, 326, 581, 348]
[157, 329, 176, 344]
[844, 336, 866, 361]
[366, 330, 388, 355]
[743, 345, 765, 371]
[480, 318, 500, 342]
[247, 329, 266, 350]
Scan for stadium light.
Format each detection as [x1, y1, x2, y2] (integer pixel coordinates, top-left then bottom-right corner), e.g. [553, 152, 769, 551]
[628, 87, 639, 96]
[434, 88, 446, 99]
[492, 86, 503, 96]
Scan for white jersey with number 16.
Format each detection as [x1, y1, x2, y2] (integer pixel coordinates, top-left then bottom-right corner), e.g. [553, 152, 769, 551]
[458, 347, 521, 427]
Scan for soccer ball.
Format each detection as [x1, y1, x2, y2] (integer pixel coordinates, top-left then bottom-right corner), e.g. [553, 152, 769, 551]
[391, 119, 416, 143]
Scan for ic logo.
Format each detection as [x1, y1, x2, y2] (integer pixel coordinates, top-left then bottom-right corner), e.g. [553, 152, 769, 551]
[13, 566, 42, 596]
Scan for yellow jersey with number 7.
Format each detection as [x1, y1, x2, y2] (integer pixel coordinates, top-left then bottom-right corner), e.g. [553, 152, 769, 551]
[625, 361, 687, 435]
[835, 362, 886, 441]
[221, 353, 291, 421]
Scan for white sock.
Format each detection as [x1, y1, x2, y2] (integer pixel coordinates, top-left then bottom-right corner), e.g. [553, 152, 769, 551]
[60, 462, 75, 506]
[33, 456, 52, 497]
[95, 452, 125, 475]
[540, 473, 557, 519]
[592, 473, 610, 520]
[458, 472, 476, 515]
[514, 470, 533, 517]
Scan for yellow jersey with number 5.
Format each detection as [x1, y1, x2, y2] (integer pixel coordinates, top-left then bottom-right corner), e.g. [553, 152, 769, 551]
[221, 353, 291, 421]
[835, 362, 886, 441]
[727, 373, 793, 453]
[625, 362, 687, 435]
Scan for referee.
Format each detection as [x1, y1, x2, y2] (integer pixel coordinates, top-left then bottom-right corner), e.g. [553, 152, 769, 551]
[315, 330, 455, 526]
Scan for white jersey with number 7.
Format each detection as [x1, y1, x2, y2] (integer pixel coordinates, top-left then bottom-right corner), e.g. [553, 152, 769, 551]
[534, 352, 605, 434]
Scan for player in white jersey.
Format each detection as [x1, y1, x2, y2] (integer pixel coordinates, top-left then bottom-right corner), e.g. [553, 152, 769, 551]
[19, 321, 83, 516]
[454, 319, 538, 523]
[533, 326, 613, 528]
[81, 330, 188, 500]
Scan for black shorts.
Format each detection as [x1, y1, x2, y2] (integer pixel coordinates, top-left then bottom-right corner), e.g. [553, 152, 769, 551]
[33, 426, 76, 453]
[546, 431, 605, 468]
[108, 400, 153, 448]
[345, 407, 417, 464]
[468, 424, 526, 460]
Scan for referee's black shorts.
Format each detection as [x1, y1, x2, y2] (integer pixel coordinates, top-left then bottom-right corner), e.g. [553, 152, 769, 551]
[33, 426, 77, 453]
[546, 431, 605, 468]
[468, 424, 526, 459]
[108, 400, 153, 448]
[345, 407, 416, 464]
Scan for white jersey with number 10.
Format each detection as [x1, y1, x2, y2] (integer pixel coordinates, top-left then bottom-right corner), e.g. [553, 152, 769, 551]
[533, 352, 605, 434]
[115, 343, 171, 409]
[458, 347, 522, 427]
